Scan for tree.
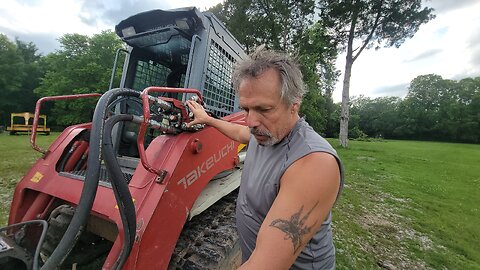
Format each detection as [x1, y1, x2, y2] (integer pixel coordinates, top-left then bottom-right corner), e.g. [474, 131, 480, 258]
[297, 22, 340, 135]
[209, 1, 257, 52]
[35, 31, 123, 126]
[318, 0, 435, 147]
[394, 74, 480, 143]
[0, 34, 24, 125]
[300, 87, 328, 135]
[0, 35, 44, 126]
[298, 22, 339, 98]
[351, 95, 401, 138]
[211, 0, 340, 133]
[210, 0, 316, 52]
[15, 39, 45, 113]
[456, 77, 480, 143]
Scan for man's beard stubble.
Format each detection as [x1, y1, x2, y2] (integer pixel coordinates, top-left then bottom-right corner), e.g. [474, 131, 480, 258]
[250, 127, 280, 146]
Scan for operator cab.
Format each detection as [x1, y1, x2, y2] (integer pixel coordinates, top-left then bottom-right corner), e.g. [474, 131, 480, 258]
[110, 7, 246, 160]
[111, 9, 200, 158]
[115, 8, 202, 96]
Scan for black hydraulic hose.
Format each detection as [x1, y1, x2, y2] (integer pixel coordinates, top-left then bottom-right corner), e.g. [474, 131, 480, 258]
[102, 114, 137, 269]
[34, 220, 48, 270]
[0, 220, 48, 270]
[42, 88, 140, 270]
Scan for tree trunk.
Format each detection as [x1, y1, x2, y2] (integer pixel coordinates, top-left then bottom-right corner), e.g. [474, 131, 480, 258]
[339, 7, 358, 148]
[339, 55, 353, 148]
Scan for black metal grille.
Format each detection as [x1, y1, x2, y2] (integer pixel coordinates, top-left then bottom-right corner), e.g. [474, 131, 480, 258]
[203, 40, 236, 118]
[61, 167, 133, 186]
[133, 60, 171, 91]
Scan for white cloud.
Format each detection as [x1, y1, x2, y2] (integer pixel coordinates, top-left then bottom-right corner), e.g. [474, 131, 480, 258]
[0, 0, 103, 36]
[0, 0, 222, 53]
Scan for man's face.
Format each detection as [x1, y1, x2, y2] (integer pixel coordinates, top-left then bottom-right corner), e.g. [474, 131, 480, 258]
[238, 68, 299, 146]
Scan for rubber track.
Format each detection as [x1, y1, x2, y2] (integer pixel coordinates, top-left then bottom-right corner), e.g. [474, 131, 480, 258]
[41, 205, 111, 269]
[168, 190, 241, 270]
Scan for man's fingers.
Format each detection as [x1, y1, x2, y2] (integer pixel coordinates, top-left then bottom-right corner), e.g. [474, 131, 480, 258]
[187, 119, 199, 128]
[186, 100, 208, 128]
[187, 100, 205, 112]
[187, 100, 200, 110]
[186, 100, 195, 109]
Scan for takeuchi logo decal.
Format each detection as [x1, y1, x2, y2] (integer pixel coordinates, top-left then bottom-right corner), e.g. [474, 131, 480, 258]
[177, 141, 235, 189]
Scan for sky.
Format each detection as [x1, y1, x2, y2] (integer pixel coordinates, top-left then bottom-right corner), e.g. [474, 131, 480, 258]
[1, 0, 479, 102]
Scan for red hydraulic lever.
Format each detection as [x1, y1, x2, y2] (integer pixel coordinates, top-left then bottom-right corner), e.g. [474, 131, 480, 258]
[138, 86, 202, 176]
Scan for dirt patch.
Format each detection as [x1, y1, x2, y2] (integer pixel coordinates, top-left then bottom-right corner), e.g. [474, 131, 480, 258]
[357, 190, 437, 270]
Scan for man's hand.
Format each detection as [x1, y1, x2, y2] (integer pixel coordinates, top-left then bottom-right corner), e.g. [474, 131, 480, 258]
[185, 100, 250, 143]
[186, 100, 212, 127]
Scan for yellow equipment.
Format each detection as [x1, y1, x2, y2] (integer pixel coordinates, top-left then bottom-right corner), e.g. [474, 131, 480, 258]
[6, 112, 50, 135]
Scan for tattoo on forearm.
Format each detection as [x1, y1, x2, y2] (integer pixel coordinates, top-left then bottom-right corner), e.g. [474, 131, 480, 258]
[269, 202, 319, 253]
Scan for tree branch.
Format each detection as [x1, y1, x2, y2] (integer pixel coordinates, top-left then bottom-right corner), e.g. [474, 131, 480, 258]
[352, 0, 384, 62]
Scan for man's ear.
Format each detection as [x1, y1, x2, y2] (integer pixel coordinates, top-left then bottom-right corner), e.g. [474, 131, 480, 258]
[292, 101, 300, 112]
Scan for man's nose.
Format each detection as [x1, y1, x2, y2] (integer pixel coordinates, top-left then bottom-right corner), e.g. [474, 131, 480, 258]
[245, 111, 260, 128]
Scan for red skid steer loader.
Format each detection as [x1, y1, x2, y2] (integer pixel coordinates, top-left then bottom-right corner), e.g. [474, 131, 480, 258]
[0, 7, 247, 270]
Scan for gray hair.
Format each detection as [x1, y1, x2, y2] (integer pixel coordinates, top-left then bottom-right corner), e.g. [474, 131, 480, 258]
[233, 47, 305, 106]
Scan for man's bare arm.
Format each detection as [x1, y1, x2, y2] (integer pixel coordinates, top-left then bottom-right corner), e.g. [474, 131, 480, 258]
[238, 152, 341, 269]
[186, 100, 250, 144]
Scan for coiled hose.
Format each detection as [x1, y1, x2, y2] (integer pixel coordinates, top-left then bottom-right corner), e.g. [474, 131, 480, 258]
[42, 88, 140, 269]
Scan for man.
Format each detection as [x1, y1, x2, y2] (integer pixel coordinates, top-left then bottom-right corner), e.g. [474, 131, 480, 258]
[186, 48, 343, 269]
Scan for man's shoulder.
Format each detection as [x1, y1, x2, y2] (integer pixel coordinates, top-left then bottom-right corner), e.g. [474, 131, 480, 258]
[290, 120, 336, 156]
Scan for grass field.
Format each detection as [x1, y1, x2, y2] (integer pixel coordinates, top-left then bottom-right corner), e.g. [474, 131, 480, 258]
[0, 133, 478, 269]
[330, 139, 480, 269]
[0, 132, 58, 225]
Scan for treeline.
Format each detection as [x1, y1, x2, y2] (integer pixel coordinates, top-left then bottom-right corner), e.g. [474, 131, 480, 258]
[0, 32, 122, 128]
[211, 1, 478, 143]
[348, 75, 480, 143]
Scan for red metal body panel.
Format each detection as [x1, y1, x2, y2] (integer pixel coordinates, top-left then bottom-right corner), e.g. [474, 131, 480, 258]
[8, 108, 246, 269]
[8, 124, 91, 224]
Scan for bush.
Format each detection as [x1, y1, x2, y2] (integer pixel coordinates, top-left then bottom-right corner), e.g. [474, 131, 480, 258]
[349, 126, 368, 140]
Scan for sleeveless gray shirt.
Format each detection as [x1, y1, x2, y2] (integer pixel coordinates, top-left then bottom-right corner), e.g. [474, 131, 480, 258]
[236, 118, 344, 270]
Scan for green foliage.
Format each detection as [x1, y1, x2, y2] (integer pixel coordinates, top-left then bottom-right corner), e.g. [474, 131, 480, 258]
[348, 126, 368, 140]
[210, 0, 339, 93]
[300, 89, 327, 135]
[351, 95, 401, 138]
[348, 74, 480, 143]
[211, 0, 316, 52]
[297, 22, 340, 98]
[325, 100, 341, 138]
[319, 0, 435, 53]
[0, 35, 44, 126]
[396, 74, 480, 142]
[210, 0, 340, 132]
[35, 31, 123, 126]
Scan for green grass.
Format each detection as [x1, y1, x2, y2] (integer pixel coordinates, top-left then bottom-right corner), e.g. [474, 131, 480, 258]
[0, 133, 479, 268]
[330, 139, 480, 269]
[0, 132, 58, 225]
